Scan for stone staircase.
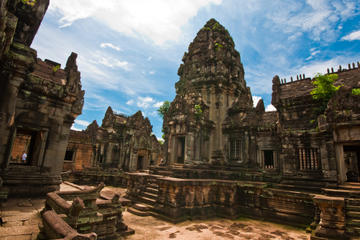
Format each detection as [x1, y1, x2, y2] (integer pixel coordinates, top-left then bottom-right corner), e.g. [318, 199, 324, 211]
[346, 197, 360, 236]
[127, 180, 159, 217]
[322, 182, 360, 237]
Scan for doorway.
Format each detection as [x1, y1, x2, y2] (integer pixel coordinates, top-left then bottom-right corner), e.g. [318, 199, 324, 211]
[176, 136, 185, 164]
[137, 155, 144, 170]
[344, 145, 360, 182]
[10, 129, 37, 165]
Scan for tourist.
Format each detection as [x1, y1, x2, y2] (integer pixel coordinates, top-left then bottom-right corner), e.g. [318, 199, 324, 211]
[22, 151, 27, 163]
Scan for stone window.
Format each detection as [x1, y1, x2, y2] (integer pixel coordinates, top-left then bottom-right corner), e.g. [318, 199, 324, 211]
[64, 150, 75, 162]
[298, 148, 320, 170]
[263, 150, 275, 169]
[229, 138, 241, 160]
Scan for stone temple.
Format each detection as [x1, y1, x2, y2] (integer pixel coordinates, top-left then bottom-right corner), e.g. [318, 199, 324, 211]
[1, 1, 360, 239]
[0, 0, 84, 196]
[127, 19, 360, 240]
[63, 106, 162, 176]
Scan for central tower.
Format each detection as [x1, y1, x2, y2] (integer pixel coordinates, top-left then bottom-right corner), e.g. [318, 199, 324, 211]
[163, 19, 252, 165]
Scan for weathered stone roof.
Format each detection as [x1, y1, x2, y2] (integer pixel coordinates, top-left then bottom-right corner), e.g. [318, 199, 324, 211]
[176, 18, 246, 94]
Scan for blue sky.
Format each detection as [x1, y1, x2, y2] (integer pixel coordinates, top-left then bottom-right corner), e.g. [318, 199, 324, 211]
[31, 0, 360, 139]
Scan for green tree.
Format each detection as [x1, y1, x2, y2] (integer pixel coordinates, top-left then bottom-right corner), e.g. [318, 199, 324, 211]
[194, 104, 203, 119]
[352, 88, 360, 96]
[157, 101, 170, 118]
[310, 73, 340, 114]
[22, 0, 36, 6]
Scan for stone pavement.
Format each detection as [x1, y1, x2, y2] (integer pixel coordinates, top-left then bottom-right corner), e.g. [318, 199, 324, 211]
[0, 198, 44, 240]
[123, 211, 310, 240]
[0, 183, 81, 240]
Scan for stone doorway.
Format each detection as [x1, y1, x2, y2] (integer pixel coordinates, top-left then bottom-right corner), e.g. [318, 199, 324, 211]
[176, 136, 185, 164]
[10, 129, 36, 165]
[344, 145, 360, 182]
[137, 155, 144, 170]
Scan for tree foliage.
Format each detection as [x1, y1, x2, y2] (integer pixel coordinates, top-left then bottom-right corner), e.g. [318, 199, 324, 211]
[352, 88, 360, 96]
[194, 104, 203, 119]
[310, 73, 339, 114]
[310, 73, 339, 101]
[22, 0, 36, 6]
[157, 101, 170, 118]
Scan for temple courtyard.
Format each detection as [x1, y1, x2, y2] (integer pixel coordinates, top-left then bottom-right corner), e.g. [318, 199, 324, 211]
[0, 183, 309, 240]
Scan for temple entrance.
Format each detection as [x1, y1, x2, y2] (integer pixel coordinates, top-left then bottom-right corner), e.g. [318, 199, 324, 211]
[137, 155, 144, 170]
[176, 136, 185, 164]
[344, 145, 360, 182]
[10, 129, 36, 165]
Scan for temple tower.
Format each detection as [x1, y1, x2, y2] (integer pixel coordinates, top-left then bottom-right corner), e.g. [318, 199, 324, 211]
[163, 19, 252, 165]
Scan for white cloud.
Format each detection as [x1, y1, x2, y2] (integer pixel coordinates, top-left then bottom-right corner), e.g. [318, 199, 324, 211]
[265, 104, 276, 112]
[153, 101, 164, 108]
[147, 56, 153, 61]
[137, 96, 155, 109]
[100, 42, 122, 51]
[149, 70, 156, 75]
[268, 0, 359, 41]
[98, 56, 130, 70]
[126, 99, 135, 105]
[252, 96, 262, 107]
[282, 56, 360, 81]
[75, 119, 90, 127]
[342, 30, 360, 41]
[71, 124, 82, 131]
[306, 48, 321, 60]
[49, 0, 222, 46]
[126, 97, 164, 110]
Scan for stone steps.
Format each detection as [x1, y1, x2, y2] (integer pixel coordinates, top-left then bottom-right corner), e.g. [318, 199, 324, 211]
[141, 191, 158, 200]
[346, 197, 360, 236]
[133, 203, 151, 211]
[127, 180, 159, 218]
[347, 199, 360, 205]
[145, 186, 158, 195]
[322, 188, 360, 198]
[347, 218, 360, 227]
[347, 205, 360, 212]
[138, 195, 157, 205]
[273, 183, 321, 192]
[347, 211, 360, 218]
[127, 206, 151, 217]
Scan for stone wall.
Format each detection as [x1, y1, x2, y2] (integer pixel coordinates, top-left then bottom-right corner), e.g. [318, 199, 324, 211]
[127, 173, 315, 226]
[62, 168, 128, 187]
[63, 130, 94, 171]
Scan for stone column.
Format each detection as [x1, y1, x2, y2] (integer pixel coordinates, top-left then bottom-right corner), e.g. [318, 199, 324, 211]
[311, 195, 347, 240]
[185, 132, 194, 164]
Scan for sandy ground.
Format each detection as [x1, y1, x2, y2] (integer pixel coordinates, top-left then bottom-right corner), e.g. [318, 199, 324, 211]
[0, 184, 310, 240]
[123, 212, 309, 240]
